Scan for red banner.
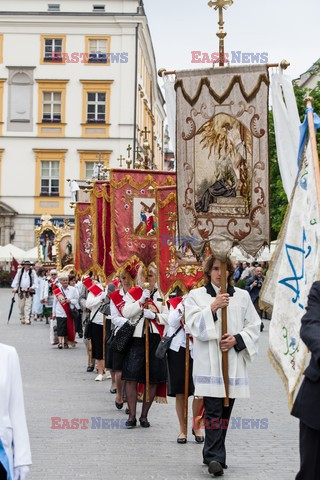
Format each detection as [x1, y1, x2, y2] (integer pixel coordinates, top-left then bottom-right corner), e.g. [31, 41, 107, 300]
[74, 202, 93, 275]
[91, 181, 115, 281]
[110, 169, 176, 270]
[156, 186, 203, 296]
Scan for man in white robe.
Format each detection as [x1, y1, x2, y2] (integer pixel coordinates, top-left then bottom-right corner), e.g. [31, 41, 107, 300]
[185, 255, 260, 477]
[0, 343, 32, 480]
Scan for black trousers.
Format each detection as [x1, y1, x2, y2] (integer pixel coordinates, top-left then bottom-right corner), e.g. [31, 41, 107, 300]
[296, 421, 320, 480]
[203, 397, 235, 467]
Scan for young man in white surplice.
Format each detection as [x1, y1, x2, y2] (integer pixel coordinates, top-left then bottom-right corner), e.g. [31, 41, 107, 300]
[185, 255, 260, 477]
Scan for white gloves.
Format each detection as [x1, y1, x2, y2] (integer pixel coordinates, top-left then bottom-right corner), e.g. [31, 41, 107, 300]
[170, 304, 184, 324]
[14, 466, 30, 480]
[140, 289, 151, 303]
[143, 309, 156, 320]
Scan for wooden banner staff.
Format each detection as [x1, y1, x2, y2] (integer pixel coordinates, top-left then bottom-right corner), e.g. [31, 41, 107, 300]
[305, 96, 320, 206]
[221, 262, 229, 407]
[158, 61, 290, 78]
[184, 332, 190, 436]
[144, 281, 151, 403]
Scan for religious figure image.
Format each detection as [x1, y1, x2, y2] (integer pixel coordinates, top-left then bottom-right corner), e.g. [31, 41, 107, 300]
[60, 235, 74, 268]
[194, 113, 252, 213]
[40, 230, 54, 262]
[133, 199, 157, 236]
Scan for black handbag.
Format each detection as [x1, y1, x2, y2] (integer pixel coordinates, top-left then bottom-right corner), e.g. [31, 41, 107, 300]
[110, 312, 143, 353]
[110, 321, 136, 353]
[155, 326, 183, 360]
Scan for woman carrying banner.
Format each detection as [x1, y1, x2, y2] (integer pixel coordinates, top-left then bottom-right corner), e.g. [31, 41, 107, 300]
[0, 343, 32, 480]
[121, 263, 168, 428]
[86, 280, 107, 382]
[52, 273, 79, 349]
[185, 255, 260, 477]
[166, 292, 204, 444]
[108, 267, 135, 410]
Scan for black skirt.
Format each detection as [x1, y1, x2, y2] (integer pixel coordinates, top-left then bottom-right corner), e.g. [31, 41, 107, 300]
[91, 323, 103, 360]
[122, 334, 167, 384]
[167, 347, 194, 397]
[56, 316, 67, 337]
[105, 334, 125, 371]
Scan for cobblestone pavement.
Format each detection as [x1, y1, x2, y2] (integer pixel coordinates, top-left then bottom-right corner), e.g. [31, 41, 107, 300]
[0, 288, 299, 480]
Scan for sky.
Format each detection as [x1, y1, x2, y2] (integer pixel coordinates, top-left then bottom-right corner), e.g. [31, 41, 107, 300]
[144, 0, 320, 81]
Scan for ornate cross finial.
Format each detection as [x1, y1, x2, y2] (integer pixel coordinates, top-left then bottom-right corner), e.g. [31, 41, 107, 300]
[141, 126, 151, 141]
[117, 155, 125, 167]
[208, 0, 233, 66]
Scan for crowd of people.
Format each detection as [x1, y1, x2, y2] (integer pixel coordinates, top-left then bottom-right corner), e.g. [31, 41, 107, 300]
[5, 255, 317, 479]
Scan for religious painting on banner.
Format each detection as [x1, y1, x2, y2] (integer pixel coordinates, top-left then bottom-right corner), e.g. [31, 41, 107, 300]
[74, 202, 93, 275]
[90, 181, 114, 281]
[110, 169, 176, 270]
[157, 185, 203, 297]
[176, 65, 270, 259]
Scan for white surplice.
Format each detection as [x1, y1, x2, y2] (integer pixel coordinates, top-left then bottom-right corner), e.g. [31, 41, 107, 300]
[185, 285, 260, 398]
[0, 344, 32, 479]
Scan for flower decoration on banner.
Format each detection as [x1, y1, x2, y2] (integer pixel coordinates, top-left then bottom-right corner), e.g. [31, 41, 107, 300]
[74, 202, 93, 275]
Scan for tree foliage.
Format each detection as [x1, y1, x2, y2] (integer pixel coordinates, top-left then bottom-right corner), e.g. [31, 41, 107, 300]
[269, 78, 320, 240]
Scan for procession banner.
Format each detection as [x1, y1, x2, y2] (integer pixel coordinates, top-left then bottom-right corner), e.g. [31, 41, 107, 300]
[74, 202, 93, 275]
[90, 181, 114, 281]
[110, 169, 176, 270]
[157, 185, 203, 296]
[175, 65, 270, 259]
[261, 142, 320, 408]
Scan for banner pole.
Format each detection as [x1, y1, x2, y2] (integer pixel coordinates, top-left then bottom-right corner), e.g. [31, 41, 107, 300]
[221, 262, 229, 407]
[184, 333, 190, 436]
[305, 97, 320, 207]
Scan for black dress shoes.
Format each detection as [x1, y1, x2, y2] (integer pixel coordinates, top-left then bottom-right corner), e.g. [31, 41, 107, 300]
[192, 428, 204, 443]
[208, 461, 224, 476]
[109, 388, 117, 394]
[125, 418, 137, 428]
[125, 407, 130, 415]
[115, 401, 123, 410]
[177, 435, 187, 444]
[87, 365, 94, 372]
[139, 417, 150, 428]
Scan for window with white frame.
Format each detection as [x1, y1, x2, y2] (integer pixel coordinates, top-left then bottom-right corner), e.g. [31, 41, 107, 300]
[44, 38, 63, 61]
[40, 161, 60, 196]
[42, 92, 61, 122]
[88, 39, 108, 63]
[87, 92, 106, 123]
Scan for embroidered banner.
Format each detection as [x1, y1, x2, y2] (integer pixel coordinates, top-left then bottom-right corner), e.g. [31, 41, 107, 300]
[74, 202, 93, 275]
[176, 65, 270, 260]
[261, 143, 320, 408]
[156, 185, 203, 296]
[91, 181, 114, 281]
[110, 169, 176, 270]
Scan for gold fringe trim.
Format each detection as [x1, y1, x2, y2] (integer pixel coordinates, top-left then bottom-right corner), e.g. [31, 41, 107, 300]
[175, 73, 269, 107]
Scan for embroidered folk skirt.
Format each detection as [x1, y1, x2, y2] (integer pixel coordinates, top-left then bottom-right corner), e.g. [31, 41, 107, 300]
[167, 347, 194, 397]
[122, 333, 167, 384]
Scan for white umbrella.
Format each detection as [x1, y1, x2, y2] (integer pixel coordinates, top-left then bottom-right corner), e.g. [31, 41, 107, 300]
[0, 244, 27, 261]
[24, 246, 38, 261]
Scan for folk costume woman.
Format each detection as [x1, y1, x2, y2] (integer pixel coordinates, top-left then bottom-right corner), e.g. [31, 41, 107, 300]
[86, 281, 107, 382]
[121, 263, 168, 428]
[0, 343, 31, 480]
[52, 273, 79, 349]
[166, 294, 204, 444]
[185, 255, 260, 477]
[107, 267, 135, 410]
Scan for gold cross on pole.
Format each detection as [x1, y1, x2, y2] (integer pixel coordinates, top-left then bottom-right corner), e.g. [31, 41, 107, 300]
[208, 0, 233, 66]
[117, 155, 125, 167]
